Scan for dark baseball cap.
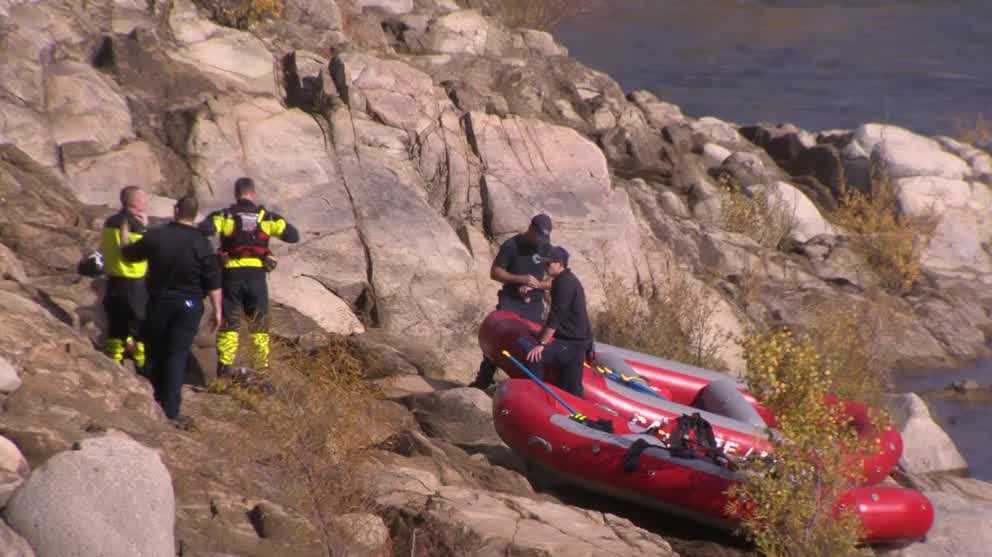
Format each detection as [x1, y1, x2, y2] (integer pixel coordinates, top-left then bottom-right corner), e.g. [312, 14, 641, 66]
[540, 246, 569, 266]
[529, 213, 552, 243]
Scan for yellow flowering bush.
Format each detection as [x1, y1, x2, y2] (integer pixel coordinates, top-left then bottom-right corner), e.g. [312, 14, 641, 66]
[727, 326, 883, 557]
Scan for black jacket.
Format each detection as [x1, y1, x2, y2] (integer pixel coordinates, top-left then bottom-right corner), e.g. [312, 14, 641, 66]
[547, 268, 592, 342]
[121, 222, 222, 299]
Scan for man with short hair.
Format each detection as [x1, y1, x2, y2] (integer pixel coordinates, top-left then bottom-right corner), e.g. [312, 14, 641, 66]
[526, 246, 594, 397]
[122, 195, 222, 426]
[100, 186, 148, 372]
[199, 177, 300, 378]
[469, 213, 553, 390]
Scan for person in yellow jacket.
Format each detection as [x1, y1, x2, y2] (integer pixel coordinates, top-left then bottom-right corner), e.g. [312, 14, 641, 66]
[199, 177, 299, 378]
[100, 186, 148, 372]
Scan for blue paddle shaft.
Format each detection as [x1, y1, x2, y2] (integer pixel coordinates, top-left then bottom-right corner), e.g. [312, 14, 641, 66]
[500, 350, 579, 416]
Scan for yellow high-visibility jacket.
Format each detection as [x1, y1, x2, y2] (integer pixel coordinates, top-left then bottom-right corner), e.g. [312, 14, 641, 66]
[100, 210, 147, 279]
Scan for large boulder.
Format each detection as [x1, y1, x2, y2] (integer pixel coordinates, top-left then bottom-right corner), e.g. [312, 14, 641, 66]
[0, 521, 35, 557]
[332, 52, 439, 135]
[423, 10, 493, 56]
[764, 181, 835, 242]
[332, 52, 482, 221]
[895, 176, 992, 276]
[885, 393, 968, 475]
[466, 111, 648, 308]
[887, 477, 992, 557]
[0, 103, 56, 169]
[330, 106, 485, 380]
[167, 0, 277, 96]
[628, 90, 684, 129]
[354, 0, 412, 15]
[0, 355, 22, 394]
[331, 513, 390, 554]
[45, 59, 134, 156]
[374, 465, 678, 556]
[937, 136, 992, 178]
[0, 0, 90, 167]
[402, 387, 500, 447]
[64, 141, 165, 207]
[0, 435, 29, 507]
[4, 435, 175, 557]
[853, 124, 970, 180]
[0, 285, 162, 465]
[0, 243, 28, 284]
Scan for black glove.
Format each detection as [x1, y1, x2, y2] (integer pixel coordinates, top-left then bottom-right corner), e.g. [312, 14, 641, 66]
[585, 347, 597, 364]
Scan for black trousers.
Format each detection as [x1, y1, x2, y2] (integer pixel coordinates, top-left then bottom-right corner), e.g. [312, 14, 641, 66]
[475, 294, 545, 385]
[103, 277, 147, 341]
[534, 338, 588, 397]
[142, 293, 203, 419]
[220, 272, 269, 331]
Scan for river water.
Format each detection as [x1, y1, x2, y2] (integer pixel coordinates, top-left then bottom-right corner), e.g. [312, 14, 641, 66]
[554, 1, 992, 479]
[894, 359, 992, 481]
[554, 0, 992, 136]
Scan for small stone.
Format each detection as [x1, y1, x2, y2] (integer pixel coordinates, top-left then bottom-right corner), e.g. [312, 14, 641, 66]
[0, 435, 30, 507]
[0, 520, 35, 557]
[0, 356, 21, 393]
[247, 502, 296, 540]
[332, 513, 390, 553]
[950, 379, 981, 393]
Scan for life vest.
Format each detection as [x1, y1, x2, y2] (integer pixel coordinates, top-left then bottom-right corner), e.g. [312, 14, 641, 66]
[219, 206, 272, 260]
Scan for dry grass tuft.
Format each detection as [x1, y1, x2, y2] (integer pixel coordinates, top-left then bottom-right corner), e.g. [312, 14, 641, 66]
[593, 263, 730, 370]
[718, 174, 799, 250]
[209, 335, 384, 556]
[953, 113, 992, 148]
[194, 0, 283, 29]
[830, 158, 938, 294]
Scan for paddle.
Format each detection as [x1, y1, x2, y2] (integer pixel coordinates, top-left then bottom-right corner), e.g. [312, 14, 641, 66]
[501, 349, 579, 415]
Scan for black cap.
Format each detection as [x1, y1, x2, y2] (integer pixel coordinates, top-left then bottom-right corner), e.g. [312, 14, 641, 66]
[529, 213, 552, 243]
[540, 246, 569, 266]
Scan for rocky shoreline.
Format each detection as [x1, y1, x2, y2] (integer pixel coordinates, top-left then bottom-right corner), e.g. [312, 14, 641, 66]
[2, 0, 992, 555]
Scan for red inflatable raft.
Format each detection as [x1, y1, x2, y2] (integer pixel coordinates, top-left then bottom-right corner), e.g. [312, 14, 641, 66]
[479, 310, 903, 486]
[493, 378, 935, 543]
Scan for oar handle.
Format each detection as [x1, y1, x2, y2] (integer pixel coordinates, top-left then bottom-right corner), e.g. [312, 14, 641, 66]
[500, 350, 579, 416]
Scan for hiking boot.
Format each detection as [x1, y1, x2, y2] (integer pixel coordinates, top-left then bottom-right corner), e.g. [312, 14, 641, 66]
[169, 415, 197, 432]
[216, 363, 232, 380]
[232, 367, 275, 394]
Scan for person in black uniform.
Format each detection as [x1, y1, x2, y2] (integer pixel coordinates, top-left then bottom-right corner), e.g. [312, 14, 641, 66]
[199, 177, 300, 378]
[468, 213, 553, 389]
[122, 195, 222, 426]
[526, 246, 594, 397]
